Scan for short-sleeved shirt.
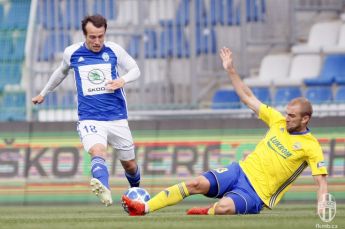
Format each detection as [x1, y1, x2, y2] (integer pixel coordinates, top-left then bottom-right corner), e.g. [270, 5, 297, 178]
[239, 104, 328, 208]
[61, 41, 138, 121]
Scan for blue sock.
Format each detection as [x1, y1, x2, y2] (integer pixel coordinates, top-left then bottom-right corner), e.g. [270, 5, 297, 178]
[91, 156, 109, 189]
[125, 166, 140, 187]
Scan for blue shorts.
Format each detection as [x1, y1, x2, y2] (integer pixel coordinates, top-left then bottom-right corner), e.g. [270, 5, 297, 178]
[203, 162, 264, 214]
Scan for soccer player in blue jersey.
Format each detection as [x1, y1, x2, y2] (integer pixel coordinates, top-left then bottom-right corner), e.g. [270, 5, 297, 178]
[32, 15, 141, 206]
[122, 47, 328, 216]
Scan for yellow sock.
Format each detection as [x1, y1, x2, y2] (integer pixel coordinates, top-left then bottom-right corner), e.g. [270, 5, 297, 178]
[207, 203, 218, 215]
[147, 182, 190, 213]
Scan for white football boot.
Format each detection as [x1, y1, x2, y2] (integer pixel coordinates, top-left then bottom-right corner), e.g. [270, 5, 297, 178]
[90, 178, 113, 206]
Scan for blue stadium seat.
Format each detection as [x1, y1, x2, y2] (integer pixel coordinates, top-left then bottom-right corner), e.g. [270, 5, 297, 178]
[2, 91, 26, 121]
[0, 63, 22, 91]
[65, 0, 88, 29]
[210, 0, 235, 26]
[175, 26, 190, 58]
[305, 86, 333, 104]
[38, 32, 72, 61]
[40, 92, 58, 109]
[61, 90, 76, 109]
[212, 89, 240, 109]
[144, 29, 157, 58]
[195, 0, 208, 26]
[37, 0, 63, 30]
[0, 3, 4, 25]
[1, 1, 31, 29]
[246, 0, 266, 22]
[195, 26, 217, 55]
[93, 0, 117, 20]
[252, 87, 271, 104]
[305, 55, 345, 86]
[175, 0, 190, 26]
[0, 34, 13, 61]
[127, 35, 140, 59]
[11, 35, 26, 61]
[159, 20, 174, 58]
[335, 86, 345, 103]
[274, 86, 302, 106]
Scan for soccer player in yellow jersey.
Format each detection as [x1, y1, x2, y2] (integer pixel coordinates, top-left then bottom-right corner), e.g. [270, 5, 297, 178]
[122, 47, 328, 216]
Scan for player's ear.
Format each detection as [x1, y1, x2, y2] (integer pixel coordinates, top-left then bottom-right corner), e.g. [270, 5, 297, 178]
[302, 115, 310, 125]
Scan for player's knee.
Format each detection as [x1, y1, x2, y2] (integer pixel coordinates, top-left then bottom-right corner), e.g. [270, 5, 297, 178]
[214, 197, 237, 215]
[185, 176, 209, 194]
[88, 144, 107, 158]
[121, 160, 137, 174]
[215, 199, 236, 215]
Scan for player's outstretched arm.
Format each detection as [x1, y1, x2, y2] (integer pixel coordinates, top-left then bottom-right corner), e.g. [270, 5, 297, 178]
[31, 65, 69, 105]
[313, 174, 328, 213]
[219, 47, 261, 115]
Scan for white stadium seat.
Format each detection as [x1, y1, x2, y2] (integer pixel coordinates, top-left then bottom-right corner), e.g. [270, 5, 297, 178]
[244, 54, 291, 87]
[273, 54, 321, 86]
[292, 21, 342, 54]
[324, 24, 345, 54]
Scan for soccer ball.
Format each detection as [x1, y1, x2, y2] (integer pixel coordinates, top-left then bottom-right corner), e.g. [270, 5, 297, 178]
[122, 187, 150, 213]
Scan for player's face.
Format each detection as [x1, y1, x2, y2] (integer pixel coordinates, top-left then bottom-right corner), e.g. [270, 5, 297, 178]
[285, 104, 307, 133]
[85, 22, 105, 52]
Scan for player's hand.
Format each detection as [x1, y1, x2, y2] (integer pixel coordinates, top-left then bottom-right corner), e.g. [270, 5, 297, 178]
[105, 78, 125, 90]
[32, 95, 45, 104]
[219, 47, 235, 72]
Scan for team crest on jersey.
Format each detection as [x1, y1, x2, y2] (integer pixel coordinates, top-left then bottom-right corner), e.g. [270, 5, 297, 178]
[292, 142, 302, 150]
[102, 52, 110, 62]
[88, 69, 105, 84]
[214, 168, 228, 173]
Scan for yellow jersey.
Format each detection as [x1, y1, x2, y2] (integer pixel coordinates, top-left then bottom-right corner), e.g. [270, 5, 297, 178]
[239, 104, 328, 208]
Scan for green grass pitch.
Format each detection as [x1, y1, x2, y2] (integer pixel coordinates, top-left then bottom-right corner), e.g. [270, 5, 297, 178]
[0, 203, 343, 229]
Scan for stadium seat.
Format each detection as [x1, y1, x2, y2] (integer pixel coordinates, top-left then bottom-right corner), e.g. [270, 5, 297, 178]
[251, 87, 271, 105]
[335, 86, 345, 103]
[210, 0, 234, 26]
[1, 1, 30, 29]
[12, 35, 26, 61]
[324, 24, 345, 54]
[37, 0, 63, 30]
[195, 0, 208, 26]
[0, 3, 4, 25]
[39, 91, 59, 109]
[274, 86, 302, 106]
[2, 91, 26, 121]
[159, 20, 174, 58]
[246, 0, 266, 22]
[93, 0, 117, 20]
[144, 29, 158, 59]
[304, 55, 345, 86]
[127, 35, 141, 59]
[291, 21, 342, 54]
[273, 54, 321, 86]
[38, 32, 72, 61]
[61, 90, 76, 109]
[305, 86, 333, 104]
[0, 63, 22, 91]
[195, 25, 217, 55]
[175, 0, 190, 26]
[211, 89, 240, 109]
[175, 26, 190, 58]
[65, 0, 88, 29]
[244, 53, 291, 87]
[0, 34, 13, 61]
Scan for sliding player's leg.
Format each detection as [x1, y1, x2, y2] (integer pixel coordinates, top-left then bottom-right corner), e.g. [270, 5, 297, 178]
[122, 176, 210, 216]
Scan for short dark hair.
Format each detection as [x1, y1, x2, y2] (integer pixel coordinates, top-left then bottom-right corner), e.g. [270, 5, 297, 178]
[81, 14, 107, 36]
